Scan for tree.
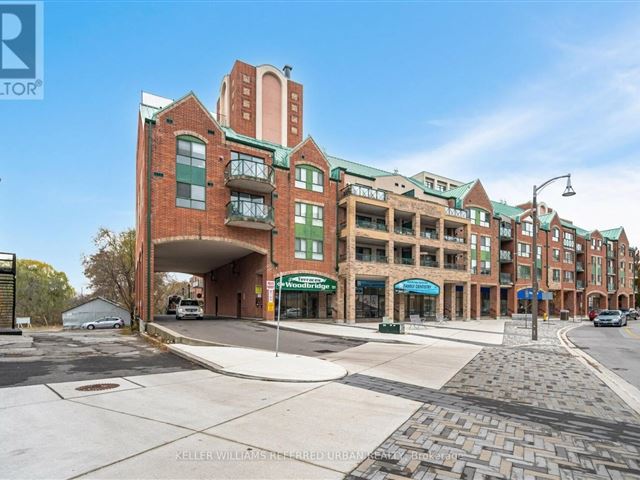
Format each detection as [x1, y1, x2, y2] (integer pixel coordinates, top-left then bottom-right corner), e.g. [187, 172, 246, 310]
[16, 260, 74, 326]
[83, 228, 137, 329]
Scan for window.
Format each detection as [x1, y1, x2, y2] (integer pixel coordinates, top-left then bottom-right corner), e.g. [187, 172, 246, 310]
[564, 271, 574, 282]
[295, 239, 306, 259]
[312, 240, 323, 260]
[295, 165, 324, 192]
[424, 181, 434, 189]
[563, 231, 575, 249]
[552, 228, 560, 242]
[564, 251, 574, 264]
[522, 221, 533, 237]
[176, 136, 206, 210]
[518, 265, 531, 279]
[230, 151, 266, 180]
[481, 236, 491, 251]
[436, 182, 447, 192]
[553, 248, 560, 261]
[518, 243, 531, 258]
[552, 269, 561, 282]
[295, 203, 307, 224]
[620, 244, 626, 256]
[470, 234, 478, 274]
[312, 205, 323, 226]
[470, 208, 490, 228]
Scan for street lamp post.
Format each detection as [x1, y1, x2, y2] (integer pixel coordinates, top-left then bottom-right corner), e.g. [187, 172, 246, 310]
[531, 174, 576, 341]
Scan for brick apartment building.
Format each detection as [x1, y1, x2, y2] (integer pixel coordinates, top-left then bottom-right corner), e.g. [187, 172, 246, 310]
[134, 60, 637, 323]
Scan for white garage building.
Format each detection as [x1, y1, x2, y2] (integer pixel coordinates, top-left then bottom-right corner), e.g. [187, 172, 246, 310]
[62, 297, 131, 328]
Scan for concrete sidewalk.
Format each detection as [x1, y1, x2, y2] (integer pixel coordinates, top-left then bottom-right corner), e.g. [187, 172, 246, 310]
[169, 344, 348, 382]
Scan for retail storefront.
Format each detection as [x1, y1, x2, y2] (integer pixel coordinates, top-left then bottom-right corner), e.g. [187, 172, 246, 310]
[516, 288, 552, 313]
[355, 279, 386, 319]
[276, 274, 336, 319]
[395, 278, 440, 319]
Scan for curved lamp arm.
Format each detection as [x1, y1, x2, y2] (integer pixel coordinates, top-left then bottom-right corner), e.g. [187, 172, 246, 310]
[535, 173, 571, 195]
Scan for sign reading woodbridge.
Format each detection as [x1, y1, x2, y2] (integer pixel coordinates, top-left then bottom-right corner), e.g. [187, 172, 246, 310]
[394, 278, 440, 296]
[275, 274, 337, 292]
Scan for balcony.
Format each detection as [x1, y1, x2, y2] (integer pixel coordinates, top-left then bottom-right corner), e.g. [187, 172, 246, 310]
[394, 226, 415, 236]
[342, 184, 387, 202]
[608, 284, 616, 293]
[479, 268, 492, 276]
[356, 253, 388, 263]
[420, 258, 439, 268]
[500, 273, 513, 285]
[500, 227, 512, 240]
[445, 206, 468, 220]
[225, 201, 274, 230]
[395, 257, 415, 266]
[444, 263, 467, 271]
[224, 159, 275, 193]
[500, 250, 512, 262]
[356, 218, 388, 232]
[420, 229, 439, 240]
[576, 262, 584, 272]
[444, 235, 466, 244]
[607, 251, 616, 259]
[577, 280, 585, 290]
[576, 243, 584, 253]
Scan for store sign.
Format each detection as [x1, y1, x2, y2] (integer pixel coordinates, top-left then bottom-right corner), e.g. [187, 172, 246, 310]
[275, 274, 337, 292]
[356, 280, 386, 289]
[394, 278, 440, 296]
[517, 288, 553, 301]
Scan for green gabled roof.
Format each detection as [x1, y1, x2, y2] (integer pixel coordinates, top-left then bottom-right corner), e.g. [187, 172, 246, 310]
[491, 200, 524, 221]
[538, 212, 556, 231]
[326, 155, 392, 179]
[221, 127, 291, 167]
[575, 226, 591, 238]
[601, 227, 623, 241]
[445, 181, 475, 200]
[560, 219, 577, 230]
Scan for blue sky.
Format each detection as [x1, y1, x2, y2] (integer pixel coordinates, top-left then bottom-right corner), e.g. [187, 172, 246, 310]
[1, 1, 639, 290]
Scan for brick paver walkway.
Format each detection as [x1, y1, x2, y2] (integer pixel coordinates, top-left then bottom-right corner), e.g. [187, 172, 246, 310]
[345, 321, 640, 479]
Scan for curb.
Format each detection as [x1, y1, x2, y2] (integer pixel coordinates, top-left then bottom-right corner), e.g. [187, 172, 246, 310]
[557, 323, 640, 416]
[258, 321, 414, 345]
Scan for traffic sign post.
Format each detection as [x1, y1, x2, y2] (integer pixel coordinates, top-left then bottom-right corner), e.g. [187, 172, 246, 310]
[274, 274, 283, 357]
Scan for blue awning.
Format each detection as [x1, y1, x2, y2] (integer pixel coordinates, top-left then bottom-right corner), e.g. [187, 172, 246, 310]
[517, 288, 553, 300]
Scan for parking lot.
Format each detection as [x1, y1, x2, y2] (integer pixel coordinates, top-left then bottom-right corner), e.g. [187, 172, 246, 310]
[0, 330, 197, 387]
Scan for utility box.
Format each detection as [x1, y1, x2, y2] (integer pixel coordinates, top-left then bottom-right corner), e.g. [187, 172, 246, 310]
[560, 309, 570, 321]
[379, 322, 405, 334]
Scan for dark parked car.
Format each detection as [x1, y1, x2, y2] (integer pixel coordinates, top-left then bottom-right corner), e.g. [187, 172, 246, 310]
[594, 310, 627, 327]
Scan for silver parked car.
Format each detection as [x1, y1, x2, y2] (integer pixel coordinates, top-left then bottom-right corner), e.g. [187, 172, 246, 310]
[620, 308, 638, 320]
[176, 299, 204, 320]
[81, 317, 125, 330]
[594, 310, 627, 327]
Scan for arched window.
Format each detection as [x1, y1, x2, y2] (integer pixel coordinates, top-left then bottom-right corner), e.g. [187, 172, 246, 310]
[469, 208, 490, 228]
[552, 228, 560, 241]
[176, 135, 206, 210]
[295, 164, 324, 192]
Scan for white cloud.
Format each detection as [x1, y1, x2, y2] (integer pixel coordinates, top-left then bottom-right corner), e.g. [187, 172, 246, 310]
[378, 20, 640, 244]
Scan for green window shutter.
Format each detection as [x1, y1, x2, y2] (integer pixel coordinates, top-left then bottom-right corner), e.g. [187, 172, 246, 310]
[191, 167, 205, 186]
[176, 164, 192, 183]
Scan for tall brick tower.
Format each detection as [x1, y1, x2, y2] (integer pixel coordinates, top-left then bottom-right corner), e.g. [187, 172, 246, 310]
[216, 61, 303, 147]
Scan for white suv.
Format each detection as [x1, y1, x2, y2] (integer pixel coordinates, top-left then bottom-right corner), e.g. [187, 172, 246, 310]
[176, 299, 204, 320]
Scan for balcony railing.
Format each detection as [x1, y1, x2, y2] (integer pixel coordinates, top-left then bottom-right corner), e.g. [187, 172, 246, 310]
[576, 262, 584, 272]
[342, 184, 387, 201]
[394, 226, 415, 236]
[420, 229, 439, 240]
[500, 250, 512, 262]
[480, 268, 492, 276]
[500, 227, 512, 239]
[444, 235, 466, 244]
[356, 253, 388, 263]
[445, 206, 469, 220]
[395, 257, 415, 266]
[225, 200, 274, 229]
[607, 250, 616, 259]
[444, 263, 467, 271]
[420, 258, 439, 268]
[224, 159, 275, 192]
[577, 280, 584, 290]
[500, 273, 513, 284]
[356, 219, 388, 232]
[608, 284, 616, 292]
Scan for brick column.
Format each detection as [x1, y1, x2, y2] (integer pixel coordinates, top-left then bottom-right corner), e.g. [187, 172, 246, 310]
[490, 286, 499, 318]
[346, 271, 356, 323]
[335, 276, 345, 323]
[319, 292, 327, 320]
[385, 276, 395, 321]
[463, 281, 471, 320]
[397, 293, 406, 321]
[436, 282, 444, 319]
[448, 284, 456, 320]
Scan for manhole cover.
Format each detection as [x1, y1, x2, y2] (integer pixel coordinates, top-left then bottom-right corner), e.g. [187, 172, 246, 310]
[75, 383, 120, 392]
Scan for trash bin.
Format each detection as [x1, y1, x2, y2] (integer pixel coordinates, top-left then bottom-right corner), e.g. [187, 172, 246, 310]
[378, 322, 405, 334]
[560, 309, 569, 321]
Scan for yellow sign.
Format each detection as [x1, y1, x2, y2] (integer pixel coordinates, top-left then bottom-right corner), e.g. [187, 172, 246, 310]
[255, 285, 262, 295]
[267, 301, 274, 312]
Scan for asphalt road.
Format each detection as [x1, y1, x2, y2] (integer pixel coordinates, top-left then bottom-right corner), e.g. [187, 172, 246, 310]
[0, 330, 197, 387]
[568, 319, 640, 390]
[155, 316, 364, 357]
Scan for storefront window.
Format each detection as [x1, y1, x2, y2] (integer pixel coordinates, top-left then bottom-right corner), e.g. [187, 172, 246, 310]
[355, 280, 385, 318]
